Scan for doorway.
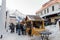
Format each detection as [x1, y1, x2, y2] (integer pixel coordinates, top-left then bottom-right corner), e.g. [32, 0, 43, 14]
[59, 21, 60, 29]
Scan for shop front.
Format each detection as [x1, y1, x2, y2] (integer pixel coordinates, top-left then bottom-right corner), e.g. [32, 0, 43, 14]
[43, 13, 60, 26]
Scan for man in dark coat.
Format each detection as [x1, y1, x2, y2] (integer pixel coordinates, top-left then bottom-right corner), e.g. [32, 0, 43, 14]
[23, 23, 26, 35]
[9, 23, 15, 33]
[20, 23, 24, 35]
[16, 23, 21, 35]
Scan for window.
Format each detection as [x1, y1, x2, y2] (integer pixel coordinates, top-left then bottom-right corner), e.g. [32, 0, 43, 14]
[36, 13, 38, 16]
[52, 6, 54, 11]
[47, 8, 49, 13]
[39, 13, 40, 16]
[44, 10, 46, 14]
[57, 13, 60, 16]
[41, 12, 43, 15]
[59, 4, 60, 9]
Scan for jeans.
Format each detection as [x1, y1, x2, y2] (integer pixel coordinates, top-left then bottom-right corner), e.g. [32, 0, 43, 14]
[16, 29, 21, 35]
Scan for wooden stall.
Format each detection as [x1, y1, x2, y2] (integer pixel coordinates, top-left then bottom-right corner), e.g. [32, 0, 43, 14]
[24, 15, 45, 36]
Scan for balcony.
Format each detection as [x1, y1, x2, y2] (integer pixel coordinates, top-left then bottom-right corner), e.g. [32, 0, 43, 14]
[40, 9, 60, 17]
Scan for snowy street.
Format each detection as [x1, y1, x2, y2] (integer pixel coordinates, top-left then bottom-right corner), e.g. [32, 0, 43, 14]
[31, 25, 60, 40]
[0, 31, 31, 40]
[0, 25, 60, 40]
[0, 0, 60, 40]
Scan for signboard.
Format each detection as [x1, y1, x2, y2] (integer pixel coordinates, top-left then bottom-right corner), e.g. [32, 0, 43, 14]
[51, 18, 55, 23]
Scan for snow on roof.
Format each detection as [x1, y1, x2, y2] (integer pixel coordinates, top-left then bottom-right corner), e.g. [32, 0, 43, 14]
[26, 15, 44, 21]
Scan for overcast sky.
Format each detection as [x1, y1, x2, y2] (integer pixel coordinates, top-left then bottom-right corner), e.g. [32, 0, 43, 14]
[6, 0, 49, 15]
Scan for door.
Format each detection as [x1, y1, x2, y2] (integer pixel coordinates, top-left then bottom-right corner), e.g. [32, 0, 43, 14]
[59, 21, 60, 29]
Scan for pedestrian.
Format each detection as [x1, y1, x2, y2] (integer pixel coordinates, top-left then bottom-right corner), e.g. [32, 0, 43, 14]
[16, 22, 21, 35]
[23, 23, 27, 35]
[9, 23, 15, 33]
[28, 26, 32, 36]
[20, 23, 24, 35]
[16, 23, 19, 33]
[28, 22, 32, 36]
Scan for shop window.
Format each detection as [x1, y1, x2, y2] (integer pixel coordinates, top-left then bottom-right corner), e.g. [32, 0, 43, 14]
[47, 8, 49, 13]
[41, 12, 43, 15]
[52, 6, 54, 11]
[59, 4, 60, 9]
[44, 10, 46, 14]
[59, 21, 60, 27]
[33, 21, 42, 28]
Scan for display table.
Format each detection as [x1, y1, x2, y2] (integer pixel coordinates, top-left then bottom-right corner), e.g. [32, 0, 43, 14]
[40, 30, 52, 40]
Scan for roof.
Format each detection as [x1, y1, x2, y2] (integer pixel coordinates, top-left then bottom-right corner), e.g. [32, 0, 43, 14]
[9, 15, 16, 18]
[36, 0, 60, 14]
[26, 15, 44, 21]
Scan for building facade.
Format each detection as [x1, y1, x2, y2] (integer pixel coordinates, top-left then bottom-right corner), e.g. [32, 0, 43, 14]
[9, 10, 25, 25]
[9, 15, 16, 25]
[0, 0, 6, 36]
[36, 0, 60, 26]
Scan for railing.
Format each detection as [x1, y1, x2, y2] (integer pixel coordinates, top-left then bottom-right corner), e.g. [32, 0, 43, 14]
[40, 9, 60, 17]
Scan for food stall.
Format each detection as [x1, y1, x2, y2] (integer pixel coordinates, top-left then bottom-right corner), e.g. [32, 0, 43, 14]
[24, 15, 45, 36]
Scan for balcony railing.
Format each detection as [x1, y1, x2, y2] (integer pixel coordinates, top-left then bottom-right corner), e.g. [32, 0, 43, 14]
[40, 9, 60, 17]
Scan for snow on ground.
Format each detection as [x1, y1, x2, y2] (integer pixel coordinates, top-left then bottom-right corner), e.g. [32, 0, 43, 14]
[31, 25, 60, 40]
[43, 24, 60, 40]
[0, 24, 60, 40]
[0, 31, 31, 40]
[45, 25, 60, 40]
[49, 31, 60, 40]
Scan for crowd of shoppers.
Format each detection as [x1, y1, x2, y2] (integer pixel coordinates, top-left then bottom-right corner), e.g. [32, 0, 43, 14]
[9, 23, 15, 33]
[9, 22, 27, 35]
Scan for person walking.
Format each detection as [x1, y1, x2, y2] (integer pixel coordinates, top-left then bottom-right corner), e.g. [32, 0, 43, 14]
[9, 23, 15, 33]
[16, 22, 21, 35]
[23, 23, 27, 35]
[16, 23, 19, 33]
[20, 23, 24, 35]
